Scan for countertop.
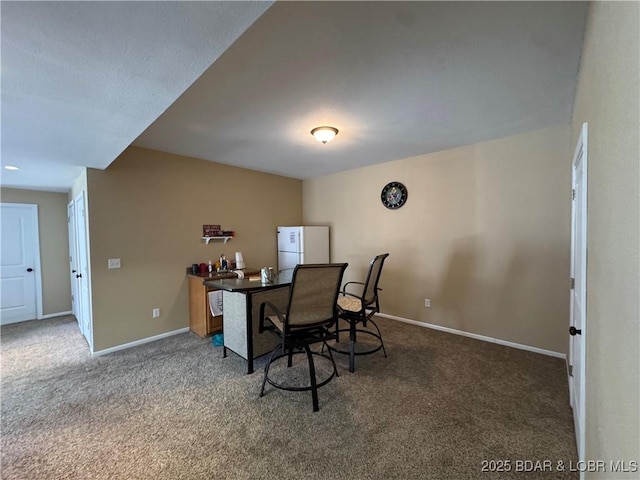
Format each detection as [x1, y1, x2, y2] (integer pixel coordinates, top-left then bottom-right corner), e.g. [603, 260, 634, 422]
[204, 270, 293, 293]
[186, 267, 260, 281]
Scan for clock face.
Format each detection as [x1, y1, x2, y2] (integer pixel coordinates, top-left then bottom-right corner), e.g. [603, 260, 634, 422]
[381, 182, 408, 209]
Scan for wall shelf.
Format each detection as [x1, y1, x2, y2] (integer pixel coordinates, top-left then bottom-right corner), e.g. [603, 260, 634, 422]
[202, 236, 234, 244]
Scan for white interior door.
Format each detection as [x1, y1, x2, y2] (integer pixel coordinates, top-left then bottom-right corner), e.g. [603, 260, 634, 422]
[569, 122, 587, 466]
[0, 203, 41, 324]
[67, 201, 81, 329]
[74, 192, 93, 347]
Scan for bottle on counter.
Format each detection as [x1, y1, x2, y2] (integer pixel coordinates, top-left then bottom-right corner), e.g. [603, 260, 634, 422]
[220, 253, 228, 271]
[208, 260, 213, 273]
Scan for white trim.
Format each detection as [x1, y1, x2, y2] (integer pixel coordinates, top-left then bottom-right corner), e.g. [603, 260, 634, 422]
[569, 121, 588, 470]
[74, 191, 94, 349]
[377, 313, 566, 359]
[1, 311, 74, 324]
[91, 328, 190, 357]
[31, 204, 44, 320]
[1, 317, 31, 325]
[41, 311, 73, 319]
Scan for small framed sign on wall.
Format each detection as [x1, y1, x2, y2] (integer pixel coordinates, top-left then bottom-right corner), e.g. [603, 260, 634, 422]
[203, 225, 221, 237]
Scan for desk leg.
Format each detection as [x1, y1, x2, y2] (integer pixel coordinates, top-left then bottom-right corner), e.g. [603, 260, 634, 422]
[245, 292, 254, 375]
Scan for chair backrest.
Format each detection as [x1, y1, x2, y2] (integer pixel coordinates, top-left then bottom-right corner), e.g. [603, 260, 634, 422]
[286, 263, 348, 329]
[362, 253, 390, 307]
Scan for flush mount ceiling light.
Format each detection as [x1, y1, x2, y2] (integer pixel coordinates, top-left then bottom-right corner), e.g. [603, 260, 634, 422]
[311, 126, 338, 144]
[4, 165, 19, 171]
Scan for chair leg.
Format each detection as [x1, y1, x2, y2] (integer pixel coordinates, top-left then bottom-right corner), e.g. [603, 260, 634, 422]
[304, 344, 319, 412]
[324, 341, 340, 378]
[370, 319, 387, 358]
[287, 347, 294, 368]
[349, 320, 357, 373]
[260, 344, 281, 398]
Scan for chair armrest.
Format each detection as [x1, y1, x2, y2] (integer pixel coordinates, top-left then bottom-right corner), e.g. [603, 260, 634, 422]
[259, 301, 285, 333]
[339, 291, 362, 301]
[341, 281, 365, 297]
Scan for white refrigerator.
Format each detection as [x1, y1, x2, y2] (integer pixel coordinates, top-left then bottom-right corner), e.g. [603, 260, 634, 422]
[277, 226, 330, 275]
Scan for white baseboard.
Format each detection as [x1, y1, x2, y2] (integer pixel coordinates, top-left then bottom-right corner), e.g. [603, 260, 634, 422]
[40, 311, 73, 320]
[1, 311, 74, 325]
[377, 313, 566, 359]
[1, 317, 27, 326]
[92, 327, 190, 357]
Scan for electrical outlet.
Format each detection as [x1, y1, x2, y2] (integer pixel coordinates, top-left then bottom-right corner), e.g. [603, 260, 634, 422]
[152, 308, 160, 318]
[108, 258, 121, 269]
[424, 298, 431, 308]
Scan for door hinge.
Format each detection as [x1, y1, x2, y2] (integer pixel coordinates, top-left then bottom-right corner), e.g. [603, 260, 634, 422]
[568, 364, 573, 377]
[570, 277, 575, 289]
[572, 189, 576, 200]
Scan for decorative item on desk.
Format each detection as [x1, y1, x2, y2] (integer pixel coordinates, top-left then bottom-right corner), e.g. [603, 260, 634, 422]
[203, 225, 221, 237]
[235, 252, 245, 269]
[261, 267, 275, 284]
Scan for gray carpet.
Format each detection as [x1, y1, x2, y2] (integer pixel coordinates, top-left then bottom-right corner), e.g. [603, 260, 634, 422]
[1, 315, 578, 479]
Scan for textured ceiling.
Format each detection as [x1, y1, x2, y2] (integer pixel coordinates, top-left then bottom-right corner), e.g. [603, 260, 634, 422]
[1, 1, 272, 192]
[1, 1, 587, 192]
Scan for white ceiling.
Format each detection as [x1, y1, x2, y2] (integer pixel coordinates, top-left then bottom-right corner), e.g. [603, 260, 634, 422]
[1, 1, 587, 192]
[1, 1, 272, 192]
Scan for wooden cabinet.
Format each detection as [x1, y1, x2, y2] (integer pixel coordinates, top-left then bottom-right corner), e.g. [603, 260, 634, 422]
[188, 275, 223, 337]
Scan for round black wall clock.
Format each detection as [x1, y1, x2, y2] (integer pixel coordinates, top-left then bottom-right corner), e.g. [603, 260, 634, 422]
[381, 182, 408, 209]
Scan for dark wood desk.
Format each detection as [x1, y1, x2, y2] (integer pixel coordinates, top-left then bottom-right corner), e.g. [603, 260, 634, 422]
[204, 271, 293, 374]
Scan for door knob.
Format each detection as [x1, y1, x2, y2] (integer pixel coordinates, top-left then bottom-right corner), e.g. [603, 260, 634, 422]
[26, 268, 33, 272]
[569, 326, 582, 336]
[72, 270, 77, 273]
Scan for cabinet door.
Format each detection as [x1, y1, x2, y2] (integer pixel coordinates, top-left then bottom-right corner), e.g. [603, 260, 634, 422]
[188, 276, 208, 337]
[188, 276, 224, 337]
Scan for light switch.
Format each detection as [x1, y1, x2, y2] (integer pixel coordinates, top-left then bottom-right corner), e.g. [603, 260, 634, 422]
[108, 258, 121, 269]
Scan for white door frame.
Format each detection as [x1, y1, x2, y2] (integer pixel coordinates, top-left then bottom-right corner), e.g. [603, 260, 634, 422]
[0, 203, 44, 323]
[67, 201, 80, 325]
[74, 191, 93, 350]
[569, 122, 587, 467]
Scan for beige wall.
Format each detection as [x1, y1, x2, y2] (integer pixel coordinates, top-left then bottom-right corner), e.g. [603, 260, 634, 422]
[304, 124, 571, 354]
[86, 146, 302, 351]
[571, 2, 640, 475]
[0, 188, 72, 316]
